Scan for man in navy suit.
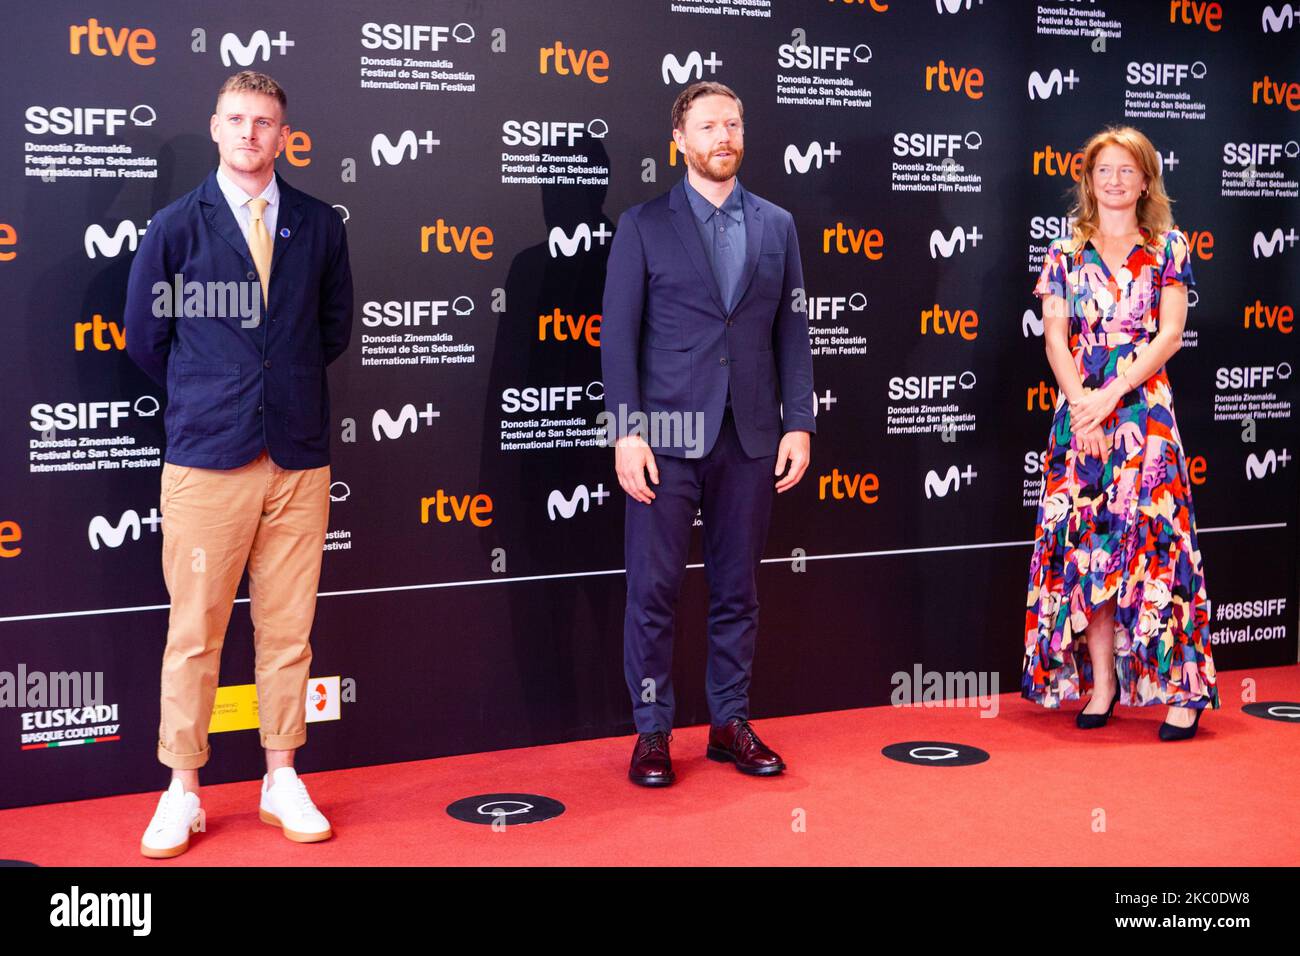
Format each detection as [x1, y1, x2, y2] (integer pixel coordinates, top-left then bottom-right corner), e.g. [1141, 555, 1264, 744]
[601, 82, 815, 786]
[124, 71, 351, 856]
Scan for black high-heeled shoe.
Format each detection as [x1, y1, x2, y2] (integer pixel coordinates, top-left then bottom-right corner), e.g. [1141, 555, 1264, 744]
[1159, 706, 1204, 741]
[1076, 685, 1120, 729]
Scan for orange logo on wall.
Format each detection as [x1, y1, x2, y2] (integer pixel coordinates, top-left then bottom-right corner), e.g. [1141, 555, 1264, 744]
[1032, 146, 1085, 180]
[1188, 455, 1207, 485]
[275, 129, 312, 167]
[822, 223, 884, 258]
[419, 219, 494, 260]
[75, 314, 126, 351]
[539, 41, 609, 83]
[1252, 76, 1300, 111]
[818, 469, 880, 503]
[420, 490, 494, 527]
[921, 303, 978, 340]
[0, 520, 22, 558]
[1168, 0, 1222, 32]
[0, 223, 15, 261]
[830, 0, 890, 9]
[1183, 228, 1214, 260]
[539, 309, 601, 346]
[924, 60, 984, 99]
[69, 18, 156, 66]
[1027, 381, 1058, 412]
[1243, 301, 1294, 333]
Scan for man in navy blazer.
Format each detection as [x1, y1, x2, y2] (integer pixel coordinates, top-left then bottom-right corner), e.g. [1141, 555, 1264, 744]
[124, 71, 351, 857]
[601, 82, 815, 786]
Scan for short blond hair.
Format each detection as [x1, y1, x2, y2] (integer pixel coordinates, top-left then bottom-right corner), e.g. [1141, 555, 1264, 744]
[215, 71, 287, 121]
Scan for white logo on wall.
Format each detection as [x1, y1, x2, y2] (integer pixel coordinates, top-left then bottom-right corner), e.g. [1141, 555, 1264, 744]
[546, 483, 610, 520]
[1262, 4, 1297, 31]
[501, 382, 603, 413]
[661, 50, 721, 85]
[372, 403, 439, 441]
[1027, 69, 1079, 100]
[501, 119, 607, 148]
[1253, 228, 1299, 258]
[1246, 449, 1291, 480]
[30, 399, 156, 432]
[361, 298, 473, 327]
[777, 43, 871, 71]
[360, 22, 472, 51]
[924, 465, 977, 499]
[929, 226, 983, 258]
[219, 30, 294, 66]
[1022, 310, 1044, 338]
[1125, 61, 1207, 86]
[548, 223, 612, 258]
[85, 220, 149, 258]
[935, 0, 983, 14]
[88, 508, 162, 550]
[893, 131, 981, 158]
[328, 481, 351, 502]
[24, 105, 154, 137]
[370, 131, 439, 166]
[784, 141, 840, 175]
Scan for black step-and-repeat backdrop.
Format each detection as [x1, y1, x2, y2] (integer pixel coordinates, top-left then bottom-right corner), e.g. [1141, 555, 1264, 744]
[1, 0, 1297, 808]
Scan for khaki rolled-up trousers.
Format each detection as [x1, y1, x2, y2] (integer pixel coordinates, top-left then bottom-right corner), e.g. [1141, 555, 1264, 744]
[156, 450, 330, 769]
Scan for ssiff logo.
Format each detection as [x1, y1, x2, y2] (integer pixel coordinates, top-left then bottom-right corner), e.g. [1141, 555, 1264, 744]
[69, 19, 156, 66]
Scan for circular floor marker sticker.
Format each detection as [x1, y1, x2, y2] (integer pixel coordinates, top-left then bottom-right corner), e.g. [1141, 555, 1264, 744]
[446, 793, 565, 826]
[1243, 701, 1300, 724]
[882, 741, 990, 767]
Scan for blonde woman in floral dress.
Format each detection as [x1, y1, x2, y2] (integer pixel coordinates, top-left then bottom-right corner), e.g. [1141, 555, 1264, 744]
[1023, 126, 1219, 741]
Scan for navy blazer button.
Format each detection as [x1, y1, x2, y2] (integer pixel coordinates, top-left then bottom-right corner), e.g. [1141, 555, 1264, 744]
[719, 357, 728, 366]
[726, 318, 734, 326]
[256, 405, 263, 414]
[263, 359, 272, 368]
[246, 271, 256, 280]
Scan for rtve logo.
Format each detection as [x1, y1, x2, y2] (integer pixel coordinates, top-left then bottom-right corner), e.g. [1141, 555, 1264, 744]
[777, 43, 871, 71]
[1027, 380, 1059, 411]
[661, 50, 721, 86]
[538, 41, 609, 83]
[929, 226, 982, 258]
[24, 105, 155, 137]
[784, 141, 840, 175]
[1169, 0, 1222, 31]
[1243, 301, 1294, 333]
[1032, 145, 1085, 180]
[1126, 61, 1208, 87]
[1246, 448, 1291, 479]
[0, 519, 21, 558]
[818, 468, 880, 503]
[420, 491, 493, 527]
[0, 221, 15, 261]
[807, 292, 868, 323]
[500, 382, 603, 413]
[84, 219, 148, 258]
[1253, 227, 1300, 258]
[888, 371, 976, 400]
[924, 60, 984, 99]
[822, 223, 884, 258]
[920, 303, 979, 340]
[1027, 68, 1080, 100]
[539, 309, 601, 347]
[1216, 363, 1292, 389]
[75, 314, 126, 351]
[1180, 228, 1215, 260]
[1262, 5, 1297, 32]
[893, 131, 980, 159]
[419, 219, 494, 260]
[1223, 140, 1299, 167]
[548, 222, 612, 258]
[273, 128, 313, 168]
[502, 119, 607, 148]
[828, 0, 889, 10]
[362, 298, 474, 327]
[1253, 76, 1300, 111]
[361, 22, 475, 51]
[219, 29, 294, 67]
[88, 508, 162, 550]
[370, 130, 438, 166]
[69, 19, 156, 66]
[30, 398, 158, 432]
[924, 465, 977, 499]
[371, 403, 439, 441]
[547, 483, 610, 521]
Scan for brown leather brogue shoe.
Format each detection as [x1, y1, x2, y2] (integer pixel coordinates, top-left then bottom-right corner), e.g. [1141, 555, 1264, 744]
[706, 718, 785, 776]
[629, 731, 675, 786]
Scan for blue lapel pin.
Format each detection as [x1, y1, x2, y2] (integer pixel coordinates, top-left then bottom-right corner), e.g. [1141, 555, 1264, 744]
[280, 227, 291, 238]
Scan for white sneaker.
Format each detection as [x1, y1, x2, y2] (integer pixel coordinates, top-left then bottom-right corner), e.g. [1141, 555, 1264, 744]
[259, 767, 332, 843]
[140, 778, 204, 859]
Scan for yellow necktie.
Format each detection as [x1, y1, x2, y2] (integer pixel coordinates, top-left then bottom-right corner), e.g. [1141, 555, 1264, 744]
[245, 197, 272, 305]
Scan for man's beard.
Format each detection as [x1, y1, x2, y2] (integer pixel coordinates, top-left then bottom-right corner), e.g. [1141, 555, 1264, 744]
[686, 143, 743, 183]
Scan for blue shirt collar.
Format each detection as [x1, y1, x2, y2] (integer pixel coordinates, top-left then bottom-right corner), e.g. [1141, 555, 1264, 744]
[683, 176, 745, 225]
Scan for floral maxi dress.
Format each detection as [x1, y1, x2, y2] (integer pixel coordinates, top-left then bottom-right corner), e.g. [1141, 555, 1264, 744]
[1022, 228, 1219, 711]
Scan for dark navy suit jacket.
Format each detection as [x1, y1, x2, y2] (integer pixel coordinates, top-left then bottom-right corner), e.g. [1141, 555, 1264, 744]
[124, 169, 353, 470]
[600, 179, 815, 459]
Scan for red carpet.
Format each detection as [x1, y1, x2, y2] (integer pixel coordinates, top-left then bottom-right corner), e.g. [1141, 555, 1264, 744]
[3, 664, 1297, 867]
